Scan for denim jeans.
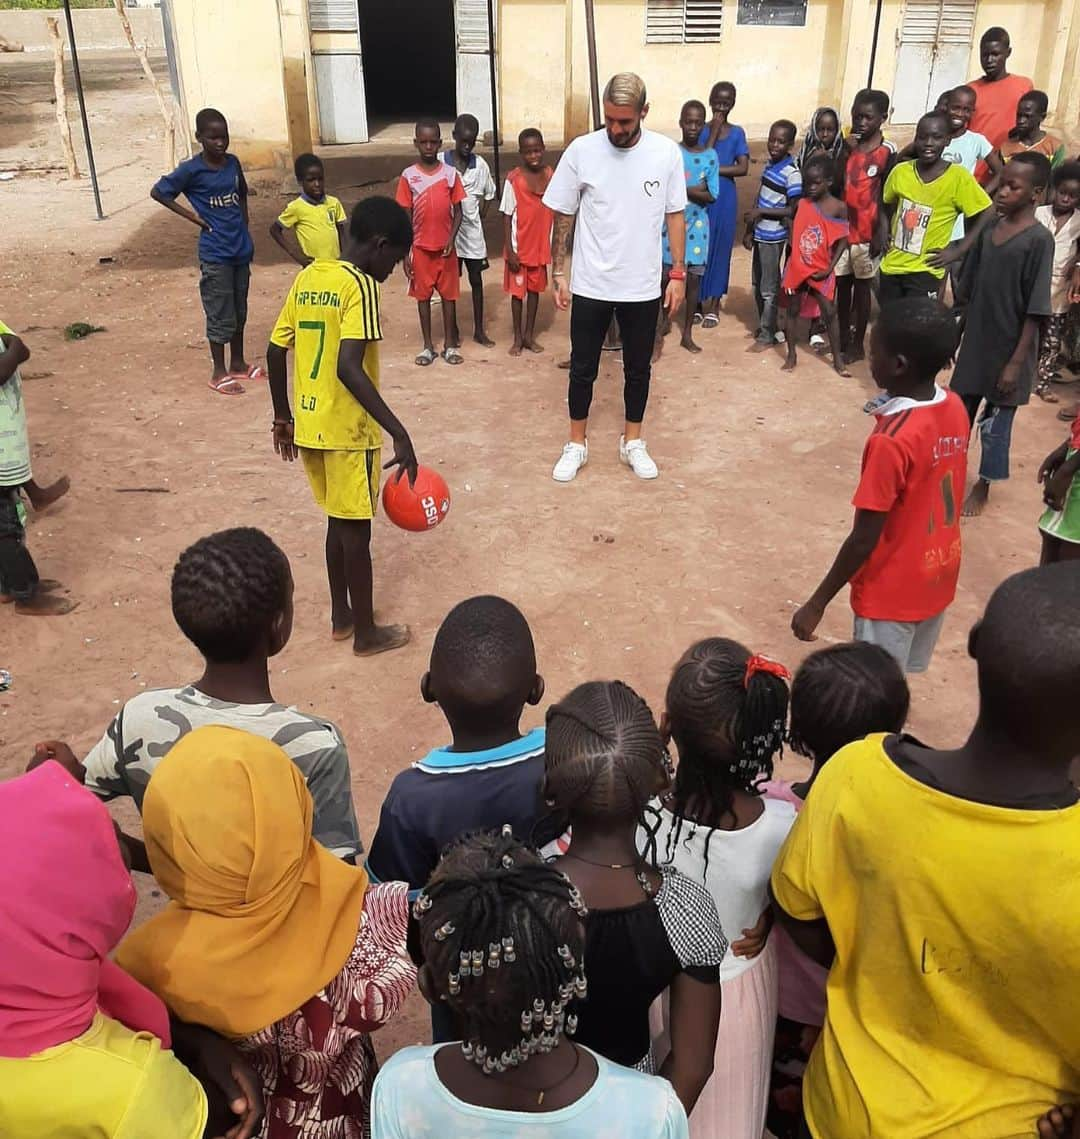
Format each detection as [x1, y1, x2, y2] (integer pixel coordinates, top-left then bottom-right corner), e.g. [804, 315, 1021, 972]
[961, 394, 1016, 482]
[752, 240, 784, 343]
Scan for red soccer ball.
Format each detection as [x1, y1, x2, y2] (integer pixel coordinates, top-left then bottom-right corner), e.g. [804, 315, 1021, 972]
[382, 465, 451, 532]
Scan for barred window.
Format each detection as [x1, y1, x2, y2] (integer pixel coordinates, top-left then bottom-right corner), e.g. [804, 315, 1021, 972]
[645, 0, 724, 44]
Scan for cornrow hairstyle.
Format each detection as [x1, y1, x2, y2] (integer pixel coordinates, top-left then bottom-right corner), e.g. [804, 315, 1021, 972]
[1052, 160, 1080, 188]
[171, 528, 290, 664]
[663, 639, 789, 876]
[788, 642, 910, 767]
[543, 680, 666, 825]
[415, 828, 588, 1070]
[293, 151, 322, 181]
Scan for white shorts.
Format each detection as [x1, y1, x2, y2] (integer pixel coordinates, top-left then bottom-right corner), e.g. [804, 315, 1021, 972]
[835, 242, 879, 281]
[853, 611, 946, 674]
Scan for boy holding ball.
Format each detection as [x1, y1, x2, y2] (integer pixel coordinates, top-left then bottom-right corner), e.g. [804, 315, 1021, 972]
[267, 196, 420, 657]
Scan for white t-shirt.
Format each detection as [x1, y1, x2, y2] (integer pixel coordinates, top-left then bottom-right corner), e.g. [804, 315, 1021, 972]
[372, 1044, 689, 1139]
[444, 151, 496, 260]
[642, 796, 796, 981]
[542, 127, 687, 302]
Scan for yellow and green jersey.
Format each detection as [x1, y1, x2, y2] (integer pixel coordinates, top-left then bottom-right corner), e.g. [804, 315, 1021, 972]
[270, 260, 382, 451]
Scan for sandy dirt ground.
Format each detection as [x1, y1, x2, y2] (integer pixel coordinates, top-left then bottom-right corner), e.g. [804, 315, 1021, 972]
[0, 51, 1069, 1055]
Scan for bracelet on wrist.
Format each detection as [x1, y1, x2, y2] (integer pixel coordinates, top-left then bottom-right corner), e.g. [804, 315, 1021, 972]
[668, 268, 687, 281]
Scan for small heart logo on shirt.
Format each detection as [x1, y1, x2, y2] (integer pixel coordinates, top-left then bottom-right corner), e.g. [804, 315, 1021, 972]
[643, 180, 660, 197]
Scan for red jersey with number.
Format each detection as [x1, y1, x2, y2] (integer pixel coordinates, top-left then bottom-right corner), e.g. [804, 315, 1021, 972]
[849, 389, 970, 621]
[843, 139, 896, 245]
[395, 163, 466, 252]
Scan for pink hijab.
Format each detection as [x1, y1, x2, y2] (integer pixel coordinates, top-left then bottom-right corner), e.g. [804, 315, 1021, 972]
[0, 761, 171, 1058]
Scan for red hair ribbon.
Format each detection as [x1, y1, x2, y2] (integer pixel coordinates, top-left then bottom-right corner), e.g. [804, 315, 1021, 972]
[744, 654, 792, 689]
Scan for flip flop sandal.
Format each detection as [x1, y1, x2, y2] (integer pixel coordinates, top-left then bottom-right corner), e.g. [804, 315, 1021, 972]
[209, 374, 245, 395]
[415, 348, 437, 366]
[442, 347, 464, 365]
[702, 314, 720, 328]
[692, 312, 704, 326]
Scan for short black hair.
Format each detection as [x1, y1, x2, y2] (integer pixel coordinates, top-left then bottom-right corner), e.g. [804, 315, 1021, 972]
[518, 127, 544, 148]
[803, 153, 836, 183]
[981, 25, 1010, 46]
[789, 642, 910, 766]
[454, 113, 479, 136]
[293, 152, 322, 181]
[950, 84, 976, 103]
[772, 119, 797, 144]
[1009, 151, 1052, 190]
[874, 296, 958, 378]
[349, 195, 413, 249]
[681, 99, 706, 119]
[1020, 89, 1050, 115]
[415, 116, 441, 137]
[975, 563, 1080, 752]
[195, 107, 227, 134]
[1052, 160, 1080, 188]
[429, 596, 537, 726]
[918, 111, 950, 133]
[171, 528, 290, 663]
[853, 88, 889, 117]
[709, 80, 736, 102]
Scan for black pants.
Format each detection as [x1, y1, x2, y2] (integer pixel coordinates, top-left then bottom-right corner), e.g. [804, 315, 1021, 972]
[568, 294, 661, 423]
[0, 490, 37, 602]
[878, 270, 940, 307]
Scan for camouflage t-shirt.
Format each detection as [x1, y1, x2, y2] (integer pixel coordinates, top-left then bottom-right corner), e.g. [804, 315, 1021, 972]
[82, 686, 363, 861]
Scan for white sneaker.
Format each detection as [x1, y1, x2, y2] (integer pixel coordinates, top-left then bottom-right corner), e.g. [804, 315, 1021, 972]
[809, 333, 826, 349]
[552, 441, 588, 482]
[619, 435, 659, 480]
[774, 330, 787, 344]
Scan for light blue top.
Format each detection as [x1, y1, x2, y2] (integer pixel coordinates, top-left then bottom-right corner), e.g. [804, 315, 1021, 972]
[943, 130, 993, 241]
[371, 1044, 689, 1139]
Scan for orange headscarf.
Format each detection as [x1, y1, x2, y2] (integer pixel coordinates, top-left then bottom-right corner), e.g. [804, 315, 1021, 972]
[116, 726, 369, 1037]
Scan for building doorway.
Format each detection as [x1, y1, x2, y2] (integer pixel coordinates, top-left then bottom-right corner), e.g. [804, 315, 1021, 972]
[891, 0, 978, 123]
[358, 0, 457, 124]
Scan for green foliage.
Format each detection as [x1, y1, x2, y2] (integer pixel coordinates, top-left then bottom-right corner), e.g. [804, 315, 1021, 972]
[63, 322, 106, 341]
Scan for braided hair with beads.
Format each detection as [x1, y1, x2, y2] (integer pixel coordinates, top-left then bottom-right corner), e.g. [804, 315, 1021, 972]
[414, 827, 588, 1074]
[663, 638, 790, 876]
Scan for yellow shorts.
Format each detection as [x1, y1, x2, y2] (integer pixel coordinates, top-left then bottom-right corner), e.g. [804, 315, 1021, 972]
[300, 447, 380, 520]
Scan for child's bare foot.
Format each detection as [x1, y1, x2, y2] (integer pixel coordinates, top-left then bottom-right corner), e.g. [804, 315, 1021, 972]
[748, 341, 774, 354]
[524, 338, 544, 353]
[474, 332, 495, 347]
[354, 623, 411, 657]
[831, 356, 852, 378]
[846, 344, 865, 363]
[680, 336, 701, 354]
[26, 477, 70, 511]
[229, 359, 251, 377]
[509, 341, 524, 357]
[781, 355, 797, 373]
[962, 479, 990, 517]
[557, 357, 571, 369]
[331, 621, 354, 642]
[1037, 1104, 1075, 1137]
[13, 594, 78, 617]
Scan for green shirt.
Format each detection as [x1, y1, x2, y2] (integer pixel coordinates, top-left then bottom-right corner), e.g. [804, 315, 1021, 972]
[881, 161, 991, 279]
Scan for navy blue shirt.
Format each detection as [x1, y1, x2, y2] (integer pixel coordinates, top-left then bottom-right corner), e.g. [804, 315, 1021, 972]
[154, 154, 254, 264]
[367, 728, 548, 889]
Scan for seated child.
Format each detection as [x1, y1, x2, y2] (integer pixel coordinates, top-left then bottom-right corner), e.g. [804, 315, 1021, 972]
[772, 562, 1080, 1139]
[760, 641, 909, 1139]
[0, 320, 73, 616]
[151, 107, 260, 395]
[500, 129, 554, 357]
[373, 829, 690, 1138]
[270, 152, 347, 265]
[780, 153, 850, 376]
[32, 527, 361, 864]
[1034, 162, 1080, 399]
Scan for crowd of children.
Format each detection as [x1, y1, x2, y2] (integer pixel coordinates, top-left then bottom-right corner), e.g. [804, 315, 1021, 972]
[5, 20, 1080, 1139]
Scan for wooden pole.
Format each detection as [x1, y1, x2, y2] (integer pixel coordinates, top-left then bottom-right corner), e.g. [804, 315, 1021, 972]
[46, 17, 79, 180]
[112, 0, 176, 169]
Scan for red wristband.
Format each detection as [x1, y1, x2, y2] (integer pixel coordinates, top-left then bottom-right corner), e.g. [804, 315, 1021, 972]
[668, 268, 687, 281]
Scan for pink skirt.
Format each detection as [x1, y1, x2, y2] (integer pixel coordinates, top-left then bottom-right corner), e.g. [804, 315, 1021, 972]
[651, 938, 779, 1139]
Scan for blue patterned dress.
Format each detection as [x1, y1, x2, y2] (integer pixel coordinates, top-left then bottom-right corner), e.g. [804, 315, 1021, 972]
[700, 124, 750, 301]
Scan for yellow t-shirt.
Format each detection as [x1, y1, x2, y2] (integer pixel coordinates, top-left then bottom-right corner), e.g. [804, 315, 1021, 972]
[277, 194, 346, 260]
[771, 735, 1080, 1138]
[0, 1012, 207, 1139]
[881, 161, 991, 279]
[270, 259, 383, 451]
